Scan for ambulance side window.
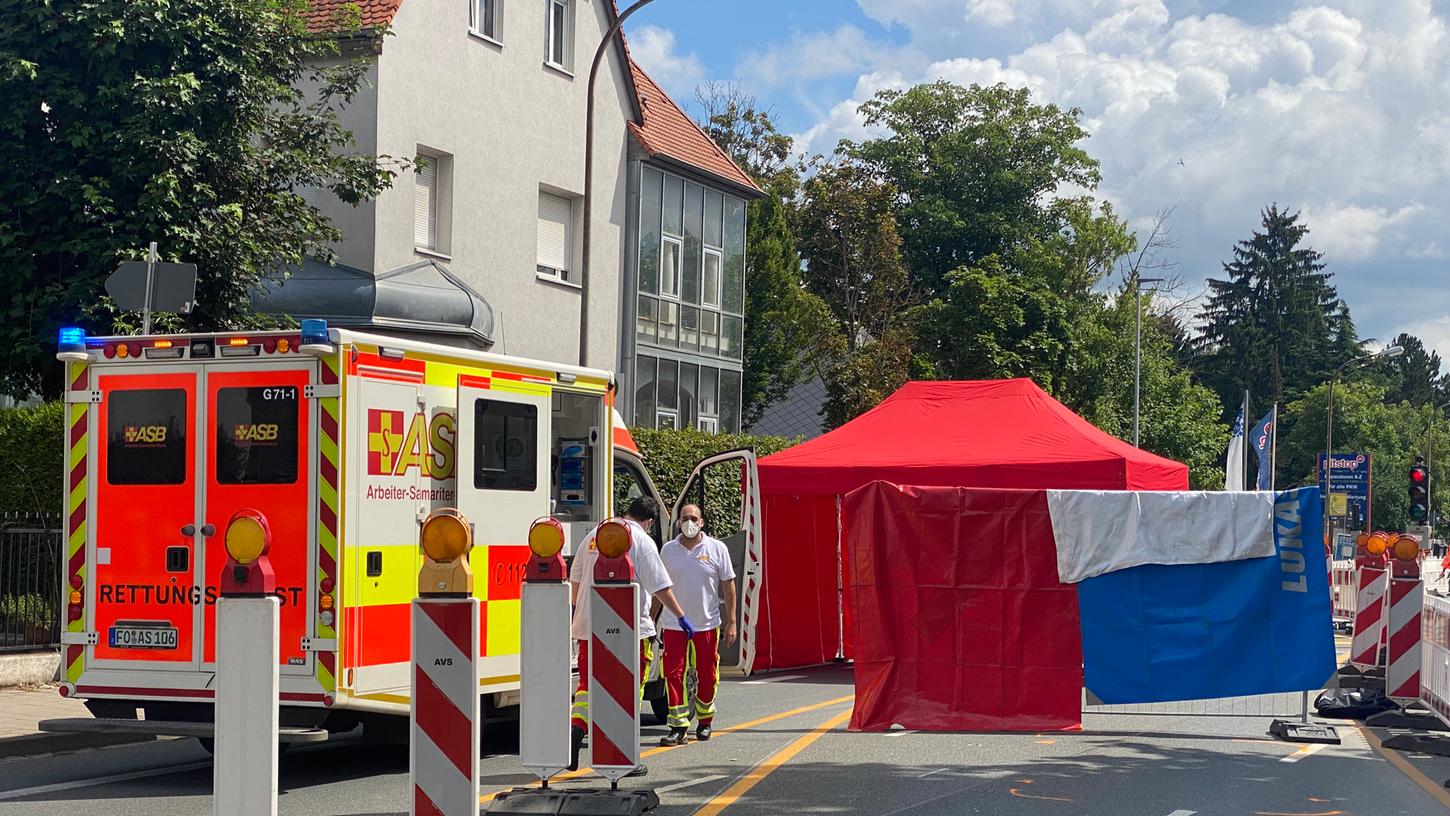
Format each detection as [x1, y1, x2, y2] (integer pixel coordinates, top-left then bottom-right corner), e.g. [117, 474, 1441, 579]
[107, 389, 187, 485]
[473, 399, 537, 491]
[215, 387, 299, 485]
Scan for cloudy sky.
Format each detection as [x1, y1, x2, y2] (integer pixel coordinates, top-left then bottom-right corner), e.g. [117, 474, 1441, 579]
[628, 0, 1450, 362]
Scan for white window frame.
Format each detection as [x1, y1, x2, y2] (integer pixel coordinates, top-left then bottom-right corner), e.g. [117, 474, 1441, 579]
[656, 410, 678, 431]
[414, 149, 453, 257]
[536, 189, 575, 282]
[545, 0, 572, 72]
[703, 247, 723, 308]
[697, 416, 718, 434]
[471, 0, 502, 43]
[660, 236, 682, 300]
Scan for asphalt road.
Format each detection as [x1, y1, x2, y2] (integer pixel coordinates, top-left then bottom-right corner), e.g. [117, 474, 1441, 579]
[1, 664, 1448, 815]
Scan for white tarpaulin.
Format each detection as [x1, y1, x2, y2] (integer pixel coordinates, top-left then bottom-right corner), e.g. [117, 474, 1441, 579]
[1046, 490, 1277, 583]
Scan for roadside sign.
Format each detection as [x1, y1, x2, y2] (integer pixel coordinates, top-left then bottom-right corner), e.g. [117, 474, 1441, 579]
[105, 260, 197, 314]
[1319, 452, 1371, 530]
[1335, 531, 1355, 560]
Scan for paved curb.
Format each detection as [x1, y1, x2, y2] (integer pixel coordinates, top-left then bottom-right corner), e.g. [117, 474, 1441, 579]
[0, 731, 157, 760]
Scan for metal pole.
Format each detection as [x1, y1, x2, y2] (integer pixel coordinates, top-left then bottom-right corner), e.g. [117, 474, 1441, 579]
[142, 241, 157, 336]
[579, 0, 660, 367]
[1133, 278, 1141, 447]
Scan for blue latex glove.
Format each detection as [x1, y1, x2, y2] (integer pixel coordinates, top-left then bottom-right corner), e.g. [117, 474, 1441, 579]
[678, 615, 695, 639]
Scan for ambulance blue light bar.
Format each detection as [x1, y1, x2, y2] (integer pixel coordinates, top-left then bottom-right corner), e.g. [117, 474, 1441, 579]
[300, 319, 329, 346]
[56, 327, 88, 362]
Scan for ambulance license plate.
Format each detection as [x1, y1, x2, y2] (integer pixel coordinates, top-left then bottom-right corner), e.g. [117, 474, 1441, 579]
[109, 626, 178, 650]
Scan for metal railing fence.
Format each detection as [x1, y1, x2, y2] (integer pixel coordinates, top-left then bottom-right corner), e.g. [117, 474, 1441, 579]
[0, 512, 61, 651]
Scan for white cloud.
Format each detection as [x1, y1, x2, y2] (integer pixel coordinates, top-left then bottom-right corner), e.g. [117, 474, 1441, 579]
[1404, 315, 1450, 366]
[736, 25, 917, 93]
[779, 1, 1450, 321]
[629, 26, 706, 101]
[1300, 203, 1424, 263]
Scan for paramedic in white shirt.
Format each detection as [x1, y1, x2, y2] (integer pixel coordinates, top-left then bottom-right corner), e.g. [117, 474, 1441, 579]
[656, 503, 737, 746]
[567, 495, 692, 776]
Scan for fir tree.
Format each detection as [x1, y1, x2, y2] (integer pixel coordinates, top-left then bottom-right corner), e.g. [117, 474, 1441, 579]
[1193, 205, 1345, 411]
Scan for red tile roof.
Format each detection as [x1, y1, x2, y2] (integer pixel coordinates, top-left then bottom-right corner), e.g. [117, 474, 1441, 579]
[303, 1, 757, 193]
[627, 60, 761, 195]
[303, 0, 400, 31]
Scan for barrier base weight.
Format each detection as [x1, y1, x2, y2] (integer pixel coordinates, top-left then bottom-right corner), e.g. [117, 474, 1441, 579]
[1382, 732, 1450, 757]
[486, 788, 660, 815]
[1269, 720, 1341, 745]
[1365, 708, 1450, 732]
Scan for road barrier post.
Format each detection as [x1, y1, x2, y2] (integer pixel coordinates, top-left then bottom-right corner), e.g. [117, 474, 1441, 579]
[1386, 535, 1425, 703]
[1349, 532, 1392, 674]
[488, 518, 659, 816]
[521, 518, 571, 782]
[410, 509, 481, 816]
[214, 509, 280, 816]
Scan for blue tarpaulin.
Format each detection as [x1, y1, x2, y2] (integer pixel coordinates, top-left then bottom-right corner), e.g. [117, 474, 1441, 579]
[1079, 488, 1335, 705]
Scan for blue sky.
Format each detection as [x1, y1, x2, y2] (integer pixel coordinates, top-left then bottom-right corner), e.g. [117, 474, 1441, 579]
[625, 0, 1450, 366]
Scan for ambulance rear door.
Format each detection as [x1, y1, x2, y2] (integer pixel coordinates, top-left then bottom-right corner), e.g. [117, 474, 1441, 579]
[199, 361, 315, 675]
[92, 366, 204, 670]
[670, 449, 763, 674]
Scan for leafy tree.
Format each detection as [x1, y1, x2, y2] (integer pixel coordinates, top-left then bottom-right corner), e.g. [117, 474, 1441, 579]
[795, 161, 915, 427]
[1068, 289, 1230, 489]
[694, 82, 798, 199]
[1278, 382, 1450, 532]
[0, 0, 401, 398]
[846, 81, 1102, 296]
[1379, 333, 1446, 408]
[1192, 206, 1347, 411]
[739, 193, 832, 429]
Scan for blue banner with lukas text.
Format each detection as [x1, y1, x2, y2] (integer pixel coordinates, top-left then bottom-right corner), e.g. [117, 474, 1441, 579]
[1078, 488, 1334, 704]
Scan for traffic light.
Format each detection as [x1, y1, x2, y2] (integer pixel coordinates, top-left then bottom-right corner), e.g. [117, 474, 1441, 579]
[1409, 455, 1429, 523]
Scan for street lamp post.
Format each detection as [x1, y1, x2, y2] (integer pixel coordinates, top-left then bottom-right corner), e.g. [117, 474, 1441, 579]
[1324, 345, 1404, 548]
[578, 0, 660, 367]
[1132, 276, 1165, 447]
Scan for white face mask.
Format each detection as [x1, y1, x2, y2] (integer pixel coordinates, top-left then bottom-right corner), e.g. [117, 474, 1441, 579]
[681, 520, 702, 539]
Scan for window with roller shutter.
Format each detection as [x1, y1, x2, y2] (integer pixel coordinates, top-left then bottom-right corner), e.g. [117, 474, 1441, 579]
[536, 190, 574, 281]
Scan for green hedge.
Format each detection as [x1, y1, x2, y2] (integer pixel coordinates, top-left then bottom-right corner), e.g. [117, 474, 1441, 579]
[0, 403, 64, 515]
[629, 428, 800, 533]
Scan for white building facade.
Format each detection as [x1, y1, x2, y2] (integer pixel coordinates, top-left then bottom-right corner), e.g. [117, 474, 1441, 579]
[293, 0, 760, 431]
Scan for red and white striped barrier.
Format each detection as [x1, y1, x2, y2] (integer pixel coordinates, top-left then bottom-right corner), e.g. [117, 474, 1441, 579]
[1330, 560, 1357, 621]
[588, 542, 640, 782]
[411, 598, 481, 816]
[1387, 575, 1425, 702]
[1419, 593, 1450, 726]
[1350, 566, 1390, 669]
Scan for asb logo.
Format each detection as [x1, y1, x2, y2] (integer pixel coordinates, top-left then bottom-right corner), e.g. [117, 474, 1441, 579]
[124, 425, 167, 444]
[367, 409, 455, 479]
[233, 424, 279, 443]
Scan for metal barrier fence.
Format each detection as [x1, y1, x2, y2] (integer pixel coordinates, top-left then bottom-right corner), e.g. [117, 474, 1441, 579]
[0, 512, 61, 651]
[1084, 690, 1305, 718]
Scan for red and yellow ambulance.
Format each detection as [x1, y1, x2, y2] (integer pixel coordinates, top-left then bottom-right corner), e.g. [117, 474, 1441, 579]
[44, 322, 761, 744]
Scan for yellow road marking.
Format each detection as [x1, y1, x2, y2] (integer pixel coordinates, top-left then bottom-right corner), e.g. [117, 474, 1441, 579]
[1356, 723, 1450, 810]
[479, 693, 855, 803]
[691, 707, 853, 816]
[1008, 777, 1071, 803]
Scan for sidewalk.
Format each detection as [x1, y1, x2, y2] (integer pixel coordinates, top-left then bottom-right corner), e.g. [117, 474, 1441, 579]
[0, 685, 153, 759]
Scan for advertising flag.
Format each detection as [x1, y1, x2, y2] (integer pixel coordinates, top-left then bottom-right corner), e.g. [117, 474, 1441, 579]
[1224, 406, 1246, 491]
[1251, 409, 1275, 491]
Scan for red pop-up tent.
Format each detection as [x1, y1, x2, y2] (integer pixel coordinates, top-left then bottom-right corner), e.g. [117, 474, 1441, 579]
[753, 379, 1188, 672]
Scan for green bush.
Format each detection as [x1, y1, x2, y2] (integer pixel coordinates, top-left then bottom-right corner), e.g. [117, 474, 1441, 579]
[0, 403, 64, 515]
[630, 428, 800, 534]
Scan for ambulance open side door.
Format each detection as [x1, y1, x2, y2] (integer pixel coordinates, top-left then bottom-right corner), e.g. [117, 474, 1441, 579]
[671, 449, 763, 675]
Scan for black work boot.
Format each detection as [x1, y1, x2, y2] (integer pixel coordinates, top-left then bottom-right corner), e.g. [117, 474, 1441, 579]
[567, 724, 585, 771]
[626, 764, 648, 778]
[696, 723, 713, 741]
[659, 727, 688, 747]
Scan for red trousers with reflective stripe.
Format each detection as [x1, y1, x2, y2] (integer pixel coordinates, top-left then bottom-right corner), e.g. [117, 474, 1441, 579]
[572, 638, 652, 730]
[663, 627, 720, 728]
